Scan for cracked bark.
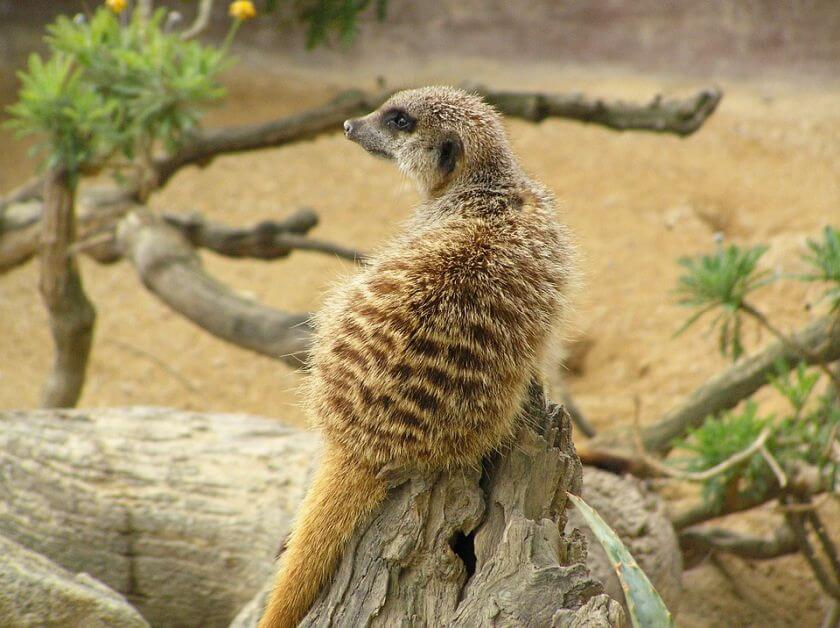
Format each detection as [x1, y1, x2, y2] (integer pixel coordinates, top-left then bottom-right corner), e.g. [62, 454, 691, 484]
[232, 385, 625, 627]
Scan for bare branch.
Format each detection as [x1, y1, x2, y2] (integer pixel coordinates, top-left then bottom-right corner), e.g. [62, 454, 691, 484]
[586, 314, 840, 459]
[1, 187, 135, 273]
[115, 210, 313, 368]
[1, 196, 362, 272]
[671, 487, 782, 530]
[470, 84, 723, 136]
[743, 301, 840, 389]
[153, 85, 722, 187]
[180, 0, 215, 40]
[760, 445, 788, 488]
[162, 210, 367, 263]
[38, 168, 96, 408]
[679, 524, 798, 568]
[670, 461, 830, 529]
[784, 497, 840, 599]
[0, 175, 43, 211]
[639, 428, 771, 482]
[3, 85, 721, 264]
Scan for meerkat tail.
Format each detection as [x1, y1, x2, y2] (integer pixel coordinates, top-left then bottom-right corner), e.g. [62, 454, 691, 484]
[258, 449, 386, 628]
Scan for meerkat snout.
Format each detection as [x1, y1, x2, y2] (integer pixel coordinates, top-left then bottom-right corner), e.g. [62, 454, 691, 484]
[343, 87, 518, 198]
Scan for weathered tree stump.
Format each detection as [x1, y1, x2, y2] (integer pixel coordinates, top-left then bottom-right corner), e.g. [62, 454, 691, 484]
[234, 386, 625, 627]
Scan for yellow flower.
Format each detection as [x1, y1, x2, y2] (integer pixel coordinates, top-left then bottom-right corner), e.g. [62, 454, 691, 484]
[105, 0, 127, 14]
[228, 0, 256, 20]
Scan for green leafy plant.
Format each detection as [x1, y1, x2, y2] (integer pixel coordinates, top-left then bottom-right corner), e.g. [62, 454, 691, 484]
[6, 5, 233, 184]
[675, 243, 773, 360]
[6, 54, 116, 182]
[264, 0, 389, 48]
[801, 226, 840, 312]
[674, 402, 775, 506]
[669, 234, 840, 621]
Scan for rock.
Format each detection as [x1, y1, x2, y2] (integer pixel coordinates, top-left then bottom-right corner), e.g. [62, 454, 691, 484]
[0, 533, 148, 627]
[567, 467, 683, 614]
[0, 407, 321, 628]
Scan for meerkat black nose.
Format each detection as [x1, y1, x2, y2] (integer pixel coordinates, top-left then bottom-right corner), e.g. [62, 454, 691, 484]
[343, 119, 354, 137]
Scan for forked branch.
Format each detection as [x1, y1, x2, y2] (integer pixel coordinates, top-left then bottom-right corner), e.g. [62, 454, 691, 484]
[116, 210, 314, 368]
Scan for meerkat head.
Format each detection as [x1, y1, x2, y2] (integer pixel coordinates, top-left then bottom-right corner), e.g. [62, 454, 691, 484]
[343, 86, 517, 197]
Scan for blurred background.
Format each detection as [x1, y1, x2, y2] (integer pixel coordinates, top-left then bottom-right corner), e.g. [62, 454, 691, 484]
[1, 2, 838, 626]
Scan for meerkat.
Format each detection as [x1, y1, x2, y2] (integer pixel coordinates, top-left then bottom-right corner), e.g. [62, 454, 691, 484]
[258, 86, 576, 628]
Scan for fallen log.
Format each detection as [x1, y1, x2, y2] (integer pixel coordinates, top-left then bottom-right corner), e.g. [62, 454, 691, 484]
[1, 403, 684, 627]
[0, 533, 149, 628]
[0, 407, 320, 627]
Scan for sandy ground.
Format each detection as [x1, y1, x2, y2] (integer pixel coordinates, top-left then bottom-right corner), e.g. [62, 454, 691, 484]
[1, 49, 839, 626]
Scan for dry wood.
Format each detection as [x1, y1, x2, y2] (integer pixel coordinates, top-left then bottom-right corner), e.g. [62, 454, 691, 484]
[0, 407, 321, 627]
[116, 210, 313, 368]
[0, 186, 135, 273]
[0, 191, 359, 272]
[0, 174, 43, 211]
[584, 314, 840, 465]
[678, 524, 798, 568]
[471, 85, 722, 136]
[154, 85, 721, 187]
[784, 497, 840, 600]
[38, 168, 96, 408]
[162, 209, 366, 262]
[643, 314, 840, 453]
[0, 533, 149, 628]
[233, 385, 625, 627]
[180, 0, 215, 40]
[1, 84, 720, 270]
[670, 459, 831, 530]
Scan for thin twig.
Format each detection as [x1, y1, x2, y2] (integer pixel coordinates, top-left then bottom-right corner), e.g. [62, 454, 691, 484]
[774, 493, 832, 513]
[181, 0, 215, 40]
[105, 338, 200, 393]
[68, 232, 115, 255]
[783, 496, 840, 599]
[760, 445, 788, 488]
[632, 395, 772, 482]
[822, 600, 840, 628]
[0, 175, 43, 211]
[807, 508, 840, 579]
[654, 428, 771, 482]
[679, 523, 798, 564]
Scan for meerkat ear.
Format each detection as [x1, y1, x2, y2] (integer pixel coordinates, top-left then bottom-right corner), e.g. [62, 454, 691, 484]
[438, 135, 463, 176]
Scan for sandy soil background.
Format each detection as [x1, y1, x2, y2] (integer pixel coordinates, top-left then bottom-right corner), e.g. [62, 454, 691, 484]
[1, 19, 839, 627]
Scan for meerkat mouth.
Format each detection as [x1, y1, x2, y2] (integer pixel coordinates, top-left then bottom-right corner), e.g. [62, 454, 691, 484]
[365, 147, 393, 160]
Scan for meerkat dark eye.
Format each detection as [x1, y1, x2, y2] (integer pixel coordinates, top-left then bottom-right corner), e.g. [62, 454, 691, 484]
[383, 108, 415, 132]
